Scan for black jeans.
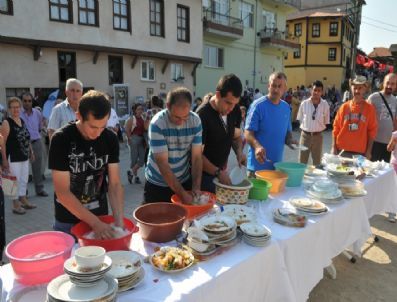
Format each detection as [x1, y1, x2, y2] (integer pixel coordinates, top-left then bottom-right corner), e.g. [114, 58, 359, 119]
[371, 141, 391, 162]
[201, 173, 216, 194]
[143, 178, 192, 204]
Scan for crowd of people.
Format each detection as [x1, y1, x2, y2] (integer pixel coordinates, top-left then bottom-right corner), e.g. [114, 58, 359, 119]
[1, 71, 397, 265]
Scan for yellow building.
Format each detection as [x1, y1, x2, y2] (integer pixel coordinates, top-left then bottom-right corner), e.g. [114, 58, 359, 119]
[284, 11, 355, 90]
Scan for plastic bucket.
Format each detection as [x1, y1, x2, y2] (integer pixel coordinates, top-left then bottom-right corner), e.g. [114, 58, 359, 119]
[248, 178, 272, 200]
[274, 162, 306, 187]
[255, 170, 289, 193]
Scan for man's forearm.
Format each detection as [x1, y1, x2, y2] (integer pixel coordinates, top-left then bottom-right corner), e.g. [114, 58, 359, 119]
[202, 155, 218, 175]
[191, 155, 202, 191]
[232, 136, 243, 156]
[366, 138, 374, 155]
[245, 130, 262, 149]
[108, 182, 124, 225]
[157, 161, 186, 195]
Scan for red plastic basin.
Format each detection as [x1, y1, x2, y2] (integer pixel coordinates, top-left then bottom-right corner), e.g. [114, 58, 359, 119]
[5, 231, 74, 285]
[171, 191, 216, 220]
[71, 215, 138, 251]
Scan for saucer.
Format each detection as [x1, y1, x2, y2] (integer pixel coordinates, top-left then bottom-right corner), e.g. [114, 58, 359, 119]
[64, 255, 112, 276]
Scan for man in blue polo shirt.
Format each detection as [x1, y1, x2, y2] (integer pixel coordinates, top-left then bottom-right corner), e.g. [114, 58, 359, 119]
[144, 87, 202, 204]
[245, 72, 297, 173]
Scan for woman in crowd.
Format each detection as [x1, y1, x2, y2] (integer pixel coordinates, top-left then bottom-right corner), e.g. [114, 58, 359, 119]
[125, 103, 148, 184]
[1, 97, 36, 215]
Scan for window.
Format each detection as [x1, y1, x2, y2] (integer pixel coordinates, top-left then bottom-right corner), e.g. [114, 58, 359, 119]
[240, 2, 253, 28]
[113, 0, 130, 31]
[177, 5, 189, 42]
[211, 0, 230, 26]
[293, 48, 301, 59]
[171, 64, 184, 82]
[262, 9, 276, 30]
[5, 88, 29, 99]
[0, 0, 13, 15]
[108, 56, 123, 84]
[294, 23, 302, 37]
[329, 22, 338, 36]
[58, 52, 76, 83]
[150, 0, 164, 37]
[141, 61, 155, 81]
[49, 0, 73, 23]
[312, 23, 320, 37]
[78, 0, 98, 26]
[204, 46, 224, 68]
[328, 48, 337, 61]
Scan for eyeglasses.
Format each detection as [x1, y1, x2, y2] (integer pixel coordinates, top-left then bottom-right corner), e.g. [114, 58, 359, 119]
[312, 107, 317, 120]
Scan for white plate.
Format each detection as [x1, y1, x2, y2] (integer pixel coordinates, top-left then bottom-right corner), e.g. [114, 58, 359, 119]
[291, 144, 309, 151]
[289, 197, 327, 213]
[106, 251, 142, 279]
[149, 247, 195, 273]
[326, 164, 356, 175]
[118, 267, 146, 292]
[64, 255, 112, 276]
[222, 205, 256, 225]
[240, 222, 271, 237]
[230, 166, 247, 185]
[200, 215, 237, 233]
[47, 274, 117, 301]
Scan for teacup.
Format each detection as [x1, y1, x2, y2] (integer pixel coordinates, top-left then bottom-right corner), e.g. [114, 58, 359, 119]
[74, 246, 106, 270]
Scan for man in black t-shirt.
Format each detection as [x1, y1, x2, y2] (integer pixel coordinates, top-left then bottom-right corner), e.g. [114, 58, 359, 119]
[49, 90, 124, 239]
[197, 74, 245, 193]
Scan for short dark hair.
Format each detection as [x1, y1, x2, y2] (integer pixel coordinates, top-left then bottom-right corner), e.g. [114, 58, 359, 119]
[151, 95, 163, 108]
[78, 90, 111, 121]
[312, 80, 324, 89]
[216, 74, 243, 98]
[166, 87, 192, 107]
[20, 92, 34, 100]
[132, 103, 144, 115]
[269, 72, 287, 83]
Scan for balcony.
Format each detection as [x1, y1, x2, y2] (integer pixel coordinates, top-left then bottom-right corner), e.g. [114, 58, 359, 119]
[259, 28, 300, 51]
[267, 0, 301, 10]
[203, 8, 244, 40]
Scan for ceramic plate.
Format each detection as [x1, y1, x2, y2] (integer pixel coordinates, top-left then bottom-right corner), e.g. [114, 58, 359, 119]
[200, 215, 237, 233]
[150, 246, 195, 273]
[47, 274, 117, 301]
[291, 144, 309, 151]
[240, 222, 271, 237]
[64, 255, 112, 276]
[222, 205, 256, 225]
[106, 251, 142, 279]
[118, 267, 146, 292]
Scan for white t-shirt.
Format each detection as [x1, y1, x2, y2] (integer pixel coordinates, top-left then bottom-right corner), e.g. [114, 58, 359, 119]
[107, 108, 119, 128]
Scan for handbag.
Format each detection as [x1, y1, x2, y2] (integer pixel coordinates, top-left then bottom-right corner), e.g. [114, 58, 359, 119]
[2, 173, 18, 197]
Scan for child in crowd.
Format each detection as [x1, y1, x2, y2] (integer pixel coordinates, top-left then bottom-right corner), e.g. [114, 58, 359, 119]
[386, 130, 397, 222]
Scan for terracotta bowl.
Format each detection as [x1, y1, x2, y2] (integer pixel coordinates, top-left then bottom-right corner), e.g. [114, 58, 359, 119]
[133, 202, 187, 243]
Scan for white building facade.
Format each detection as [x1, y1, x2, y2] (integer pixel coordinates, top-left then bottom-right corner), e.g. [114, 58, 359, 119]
[0, 0, 202, 110]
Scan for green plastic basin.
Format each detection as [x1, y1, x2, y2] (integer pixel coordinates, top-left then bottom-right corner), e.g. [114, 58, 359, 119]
[274, 162, 306, 187]
[248, 178, 272, 200]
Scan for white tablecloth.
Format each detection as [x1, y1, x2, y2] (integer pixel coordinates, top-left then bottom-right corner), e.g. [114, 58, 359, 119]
[1, 170, 393, 302]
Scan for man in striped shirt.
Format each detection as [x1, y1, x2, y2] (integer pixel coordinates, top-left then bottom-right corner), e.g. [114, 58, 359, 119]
[297, 80, 330, 166]
[144, 87, 203, 204]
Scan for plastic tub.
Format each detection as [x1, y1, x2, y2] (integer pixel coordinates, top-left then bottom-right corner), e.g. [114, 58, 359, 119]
[171, 191, 216, 220]
[71, 215, 138, 252]
[248, 178, 272, 200]
[5, 231, 74, 285]
[255, 170, 289, 193]
[213, 178, 253, 204]
[274, 162, 307, 187]
[133, 203, 187, 243]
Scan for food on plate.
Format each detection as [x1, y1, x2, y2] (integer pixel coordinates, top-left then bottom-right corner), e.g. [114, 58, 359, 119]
[273, 208, 307, 227]
[151, 247, 194, 271]
[222, 205, 256, 225]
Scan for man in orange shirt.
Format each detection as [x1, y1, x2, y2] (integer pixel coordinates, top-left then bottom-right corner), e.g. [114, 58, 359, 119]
[331, 76, 378, 159]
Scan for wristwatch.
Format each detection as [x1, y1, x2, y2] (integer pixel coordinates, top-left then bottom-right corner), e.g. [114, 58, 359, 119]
[214, 168, 221, 178]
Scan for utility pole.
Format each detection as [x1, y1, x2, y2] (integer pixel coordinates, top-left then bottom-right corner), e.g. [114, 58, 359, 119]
[350, 0, 365, 76]
[252, 0, 258, 89]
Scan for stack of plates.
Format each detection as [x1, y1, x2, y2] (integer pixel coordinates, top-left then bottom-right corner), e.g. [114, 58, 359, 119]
[222, 204, 256, 225]
[337, 180, 367, 198]
[199, 215, 238, 246]
[47, 274, 118, 302]
[306, 179, 343, 203]
[272, 208, 307, 227]
[106, 251, 145, 292]
[240, 222, 271, 247]
[289, 197, 329, 215]
[63, 255, 112, 287]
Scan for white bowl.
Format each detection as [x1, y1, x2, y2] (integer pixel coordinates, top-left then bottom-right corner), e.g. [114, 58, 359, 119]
[74, 246, 106, 270]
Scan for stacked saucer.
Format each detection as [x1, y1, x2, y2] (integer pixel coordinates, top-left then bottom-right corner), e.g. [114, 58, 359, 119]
[106, 251, 145, 292]
[63, 255, 112, 287]
[199, 215, 238, 247]
[289, 197, 329, 215]
[240, 222, 271, 247]
[306, 179, 343, 203]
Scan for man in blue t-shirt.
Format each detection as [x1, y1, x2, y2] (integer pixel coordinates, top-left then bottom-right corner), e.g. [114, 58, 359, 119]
[245, 72, 297, 172]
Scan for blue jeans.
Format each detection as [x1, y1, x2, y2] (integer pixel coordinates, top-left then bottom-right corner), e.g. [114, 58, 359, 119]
[53, 220, 75, 236]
